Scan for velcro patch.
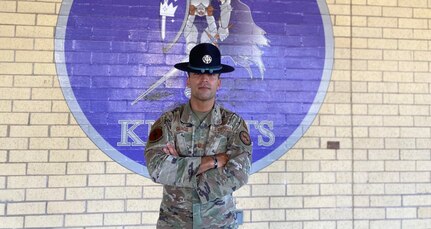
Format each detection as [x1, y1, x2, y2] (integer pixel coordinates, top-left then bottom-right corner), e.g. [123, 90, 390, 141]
[149, 127, 163, 143]
[239, 131, 251, 146]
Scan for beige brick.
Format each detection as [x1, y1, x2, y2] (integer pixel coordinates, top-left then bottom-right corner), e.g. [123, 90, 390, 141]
[415, 116, 431, 127]
[8, 175, 46, 188]
[403, 219, 431, 228]
[47, 201, 86, 214]
[320, 115, 352, 126]
[400, 40, 428, 51]
[354, 208, 385, 220]
[88, 200, 125, 213]
[269, 173, 302, 184]
[368, 127, 399, 138]
[0, 63, 33, 74]
[286, 160, 319, 171]
[401, 172, 430, 182]
[286, 209, 319, 221]
[253, 184, 285, 196]
[142, 186, 163, 198]
[354, 138, 384, 149]
[141, 211, 159, 225]
[67, 162, 105, 174]
[383, 50, 413, 61]
[10, 125, 48, 138]
[52, 101, 70, 112]
[368, 17, 398, 28]
[65, 214, 103, 227]
[400, 18, 428, 29]
[335, 48, 351, 59]
[325, 92, 351, 103]
[386, 160, 416, 171]
[304, 149, 336, 160]
[34, 63, 57, 74]
[321, 208, 353, 220]
[399, 105, 430, 116]
[401, 150, 430, 160]
[383, 116, 413, 126]
[49, 175, 87, 187]
[0, 138, 28, 150]
[303, 172, 335, 183]
[12, 101, 52, 113]
[329, 5, 350, 15]
[399, 61, 429, 72]
[26, 188, 65, 200]
[417, 138, 431, 149]
[0, 50, 14, 61]
[0, 12, 35, 25]
[399, 0, 428, 7]
[414, 8, 431, 18]
[89, 174, 125, 186]
[286, 184, 319, 196]
[14, 75, 53, 87]
[7, 202, 46, 215]
[384, 94, 414, 104]
[9, 150, 48, 162]
[16, 25, 54, 38]
[106, 187, 142, 199]
[30, 113, 68, 125]
[269, 197, 302, 209]
[31, 88, 64, 100]
[28, 162, 66, 175]
[353, 116, 383, 126]
[35, 38, 54, 50]
[37, 14, 57, 26]
[0, 38, 33, 50]
[16, 50, 54, 63]
[304, 196, 336, 208]
[352, 6, 382, 16]
[126, 174, 157, 186]
[104, 213, 141, 225]
[0, 75, 13, 87]
[0, 25, 15, 36]
[352, 49, 382, 60]
[353, 27, 382, 38]
[354, 161, 384, 171]
[352, 93, 383, 104]
[252, 209, 284, 222]
[404, 195, 431, 206]
[0, 88, 31, 100]
[352, 59, 367, 70]
[402, 83, 429, 94]
[67, 187, 104, 200]
[0, 1, 16, 12]
[385, 138, 416, 149]
[127, 199, 161, 211]
[30, 138, 68, 150]
[369, 150, 399, 160]
[333, 26, 351, 38]
[418, 207, 431, 218]
[335, 16, 351, 26]
[368, 105, 398, 115]
[49, 150, 87, 162]
[369, 60, 399, 71]
[383, 7, 413, 17]
[352, 82, 367, 93]
[0, 217, 24, 228]
[371, 221, 401, 229]
[383, 72, 413, 82]
[18, 1, 56, 14]
[0, 150, 6, 162]
[414, 29, 431, 39]
[352, 17, 367, 27]
[50, 125, 86, 137]
[368, 38, 398, 49]
[69, 138, 98, 149]
[321, 184, 352, 195]
[400, 127, 430, 138]
[415, 51, 431, 61]
[370, 196, 401, 207]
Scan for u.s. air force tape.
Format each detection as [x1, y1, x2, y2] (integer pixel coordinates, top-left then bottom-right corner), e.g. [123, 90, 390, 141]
[239, 131, 251, 146]
[149, 127, 163, 143]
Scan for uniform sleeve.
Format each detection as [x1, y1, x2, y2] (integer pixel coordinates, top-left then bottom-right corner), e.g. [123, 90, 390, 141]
[144, 114, 201, 188]
[196, 116, 252, 203]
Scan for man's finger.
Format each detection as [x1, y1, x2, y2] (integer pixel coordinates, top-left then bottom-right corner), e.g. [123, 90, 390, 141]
[166, 143, 179, 156]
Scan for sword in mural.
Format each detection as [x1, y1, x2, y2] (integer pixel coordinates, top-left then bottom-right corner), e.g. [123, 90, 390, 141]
[159, 0, 178, 41]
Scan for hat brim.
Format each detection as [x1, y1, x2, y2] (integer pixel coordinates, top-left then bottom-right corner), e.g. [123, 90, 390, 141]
[174, 62, 235, 74]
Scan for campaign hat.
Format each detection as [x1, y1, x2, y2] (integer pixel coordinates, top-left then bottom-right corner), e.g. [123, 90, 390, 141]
[174, 43, 235, 74]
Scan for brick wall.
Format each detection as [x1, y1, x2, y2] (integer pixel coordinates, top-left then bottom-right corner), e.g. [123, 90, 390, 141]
[0, 0, 430, 228]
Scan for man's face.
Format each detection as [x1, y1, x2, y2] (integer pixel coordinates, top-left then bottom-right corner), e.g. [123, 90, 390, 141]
[187, 72, 221, 102]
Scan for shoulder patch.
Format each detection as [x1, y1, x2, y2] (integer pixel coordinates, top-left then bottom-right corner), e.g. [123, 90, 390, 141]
[149, 127, 163, 143]
[239, 131, 251, 146]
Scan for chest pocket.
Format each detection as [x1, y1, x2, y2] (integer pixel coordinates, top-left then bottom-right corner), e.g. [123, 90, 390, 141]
[175, 132, 193, 156]
[205, 134, 228, 156]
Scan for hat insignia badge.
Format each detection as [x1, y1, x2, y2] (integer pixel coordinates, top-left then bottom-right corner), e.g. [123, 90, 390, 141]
[202, 55, 212, 64]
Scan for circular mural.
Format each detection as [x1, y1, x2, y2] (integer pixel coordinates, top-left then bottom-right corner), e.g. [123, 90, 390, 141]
[55, 0, 334, 176]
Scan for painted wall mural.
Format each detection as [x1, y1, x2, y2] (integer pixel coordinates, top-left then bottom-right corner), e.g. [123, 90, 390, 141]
[55, 0, 334, 176]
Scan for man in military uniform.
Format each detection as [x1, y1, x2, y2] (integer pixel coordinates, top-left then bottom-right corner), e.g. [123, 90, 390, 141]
[145, 43, 252, 229]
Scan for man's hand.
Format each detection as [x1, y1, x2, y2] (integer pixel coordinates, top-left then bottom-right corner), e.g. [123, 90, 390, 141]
[197, 153, 229, 175]
[162, 143, 179, 157]
[215, 153, 228, 168]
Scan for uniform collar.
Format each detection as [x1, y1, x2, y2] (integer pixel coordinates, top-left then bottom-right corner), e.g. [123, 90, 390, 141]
[181, 102, 222, 126]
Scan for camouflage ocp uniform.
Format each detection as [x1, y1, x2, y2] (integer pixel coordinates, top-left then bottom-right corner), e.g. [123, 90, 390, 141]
[145, 103, 252, 229]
